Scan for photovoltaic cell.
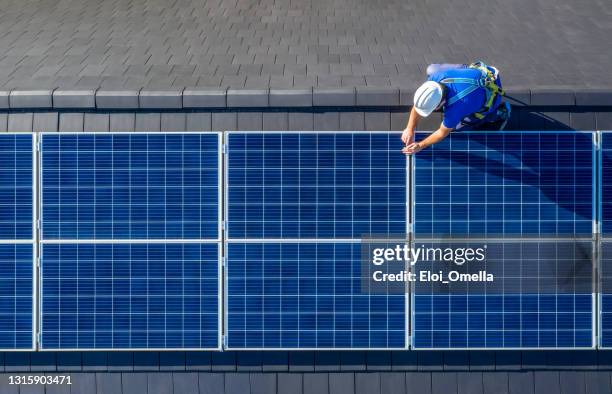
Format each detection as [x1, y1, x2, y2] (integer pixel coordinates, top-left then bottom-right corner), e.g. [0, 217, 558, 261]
[226, 133, 407, 239]
[226, 242, 406, 349]
[600, 132, 612, 235]
[0, 244, 33, 349]
[0, 134, 33, 240]
[40, 243, 219, 349]
[414, 132, 594, 237]
[412, 241, 593, 349]
[599, 242, 612, 347]
[41, 133, 219, 240]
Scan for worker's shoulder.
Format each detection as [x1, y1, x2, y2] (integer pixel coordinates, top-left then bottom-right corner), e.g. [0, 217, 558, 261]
[429, 67, 481, 82]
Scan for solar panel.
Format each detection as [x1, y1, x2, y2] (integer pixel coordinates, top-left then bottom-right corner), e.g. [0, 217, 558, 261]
[413, 132, 594, 238]
[599, 242, 612, 347]
[226, 132, 407, 239]
[41, 133, 220, 240]
[600, 132, 612, 235]
[0, 243, 34, 349]
[412, 240, 594, 349]
[39, 132, 222, 350]
[225, 242, 406, 349]
[0, 134, 33, 240]
[40, 243, 220, 350]
[0, 134, 34, 350]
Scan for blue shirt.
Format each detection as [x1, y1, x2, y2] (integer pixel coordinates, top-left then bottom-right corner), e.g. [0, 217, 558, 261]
[428, 67, 501, 129]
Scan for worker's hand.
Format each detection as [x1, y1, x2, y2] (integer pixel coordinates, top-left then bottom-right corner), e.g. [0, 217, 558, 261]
[401, 128, 414, 145]
[402, 142, 423, 155]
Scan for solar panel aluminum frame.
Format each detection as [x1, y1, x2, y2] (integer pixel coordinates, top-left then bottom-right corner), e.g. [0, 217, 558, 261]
[0, 133, 37, 351]
[223, 131, 410, 350]
[37, 132, 223, 351]
[410, 130, 597, 350]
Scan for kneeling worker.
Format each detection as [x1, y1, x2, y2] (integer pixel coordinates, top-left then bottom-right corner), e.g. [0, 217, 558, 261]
[401, 61, 511, 154]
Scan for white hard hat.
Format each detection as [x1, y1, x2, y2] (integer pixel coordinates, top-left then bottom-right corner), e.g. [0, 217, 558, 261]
[413, 81, 444, 117]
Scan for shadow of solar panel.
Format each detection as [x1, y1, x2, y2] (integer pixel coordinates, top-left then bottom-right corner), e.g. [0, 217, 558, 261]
[412, 240, 594, 349]
[40, 243, 220, 350]
[226, 242, 406, 349]
[41, 133, 219, 240]
[0, 134, 33, 240]
[226, 133, 407, 239]
[0, 244, 33, 349]
[413, 132, 594, 237]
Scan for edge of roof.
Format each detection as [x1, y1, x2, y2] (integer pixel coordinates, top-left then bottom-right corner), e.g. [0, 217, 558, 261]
[1, 87, 611, 110]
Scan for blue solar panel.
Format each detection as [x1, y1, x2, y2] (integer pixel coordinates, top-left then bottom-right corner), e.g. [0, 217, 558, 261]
[412, 241, 594, 349]
[414, 132, 594, 237]
[226, 242, 406, 349]
[599, 242, 612, 347]
[0, 134, 33, 240]
[226, 133, 407, 239]
[40, 243, 219, 349]
[41, 133, 219, 240]
[600, 132, 612, 235]
[0, 243, 33, 349]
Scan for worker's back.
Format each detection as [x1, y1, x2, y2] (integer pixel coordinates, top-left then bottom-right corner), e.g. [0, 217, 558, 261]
[428, 67, 502, 129]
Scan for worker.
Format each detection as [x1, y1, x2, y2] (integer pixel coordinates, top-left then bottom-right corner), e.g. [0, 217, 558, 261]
[401, 61, 511, 154]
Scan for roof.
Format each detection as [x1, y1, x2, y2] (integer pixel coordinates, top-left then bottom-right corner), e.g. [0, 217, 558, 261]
[0, 0, 610, 110]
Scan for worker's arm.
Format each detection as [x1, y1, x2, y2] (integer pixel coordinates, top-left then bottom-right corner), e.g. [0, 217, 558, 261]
[401, 106, 421, 145]
[402, 123, 452, 155]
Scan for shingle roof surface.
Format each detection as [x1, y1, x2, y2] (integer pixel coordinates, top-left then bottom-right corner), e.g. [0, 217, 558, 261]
[0, 0, 610, 92]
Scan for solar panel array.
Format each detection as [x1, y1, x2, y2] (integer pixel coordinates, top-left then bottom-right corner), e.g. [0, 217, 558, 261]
[0, 134, 34, 350]
[39, 133, 221, 350]
[413, 132, 594, 238]
[225, 132, 408, 349]
[0, 130, 608, 351]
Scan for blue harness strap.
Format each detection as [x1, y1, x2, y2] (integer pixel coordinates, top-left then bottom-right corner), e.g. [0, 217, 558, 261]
[441, 80, 481, 106]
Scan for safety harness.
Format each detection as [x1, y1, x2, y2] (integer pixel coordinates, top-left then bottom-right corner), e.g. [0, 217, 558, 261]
[440, 61, 505, 120]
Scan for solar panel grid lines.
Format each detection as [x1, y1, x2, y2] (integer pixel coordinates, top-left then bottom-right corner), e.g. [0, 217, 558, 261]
[410, 239, 595, 350]
[224, 241, 407, 350]
[0, 243, 35, 350]
[412, 131, 596, 239]
[38, 132, 223, 350]
[600, 241, 612, 348]
[0, 133, 36, 350]
[39, 242, 221, 351]
[3, 129, 610, 351]
[225, 131, 408, 241]
[39, 132, 222, 242]
[600, 132, 612, 236]
[410, 131, 597, 350]
[0, 133, 35, 241]
[224, 131, 410, 350]
[599, 131, 612, 348]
